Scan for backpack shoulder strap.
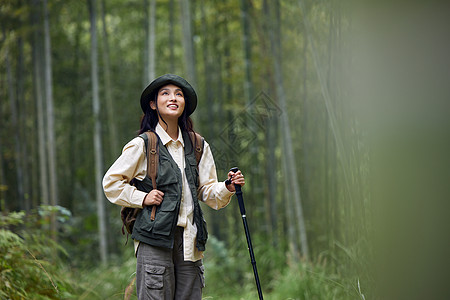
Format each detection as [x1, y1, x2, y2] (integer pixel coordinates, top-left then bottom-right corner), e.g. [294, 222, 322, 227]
[188, 131, 204, 167]
[143, 131, 158, 189]
[143, 131, 158, 221]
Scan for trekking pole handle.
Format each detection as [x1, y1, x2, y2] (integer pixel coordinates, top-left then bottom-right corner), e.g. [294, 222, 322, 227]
[226, 167, 246, 215]
[225, 167, 240, 186]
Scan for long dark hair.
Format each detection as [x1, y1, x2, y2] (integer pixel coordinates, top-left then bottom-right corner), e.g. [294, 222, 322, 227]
[138, 93, 194, 135]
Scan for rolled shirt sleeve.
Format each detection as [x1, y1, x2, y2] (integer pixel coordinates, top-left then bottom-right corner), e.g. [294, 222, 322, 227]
[102, 137, 148, 208]
[197, 141, 234, 209]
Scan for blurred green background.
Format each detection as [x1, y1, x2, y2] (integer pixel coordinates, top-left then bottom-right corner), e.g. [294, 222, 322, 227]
[1, 0, 450, 299]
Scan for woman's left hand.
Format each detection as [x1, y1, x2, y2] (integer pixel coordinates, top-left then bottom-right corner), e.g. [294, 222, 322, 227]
[225, 170, 245, 192]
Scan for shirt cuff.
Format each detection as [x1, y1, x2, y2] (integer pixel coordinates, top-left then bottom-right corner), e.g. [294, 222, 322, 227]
[220, 181, 235, 199]
[141, 193, 148, 207]
[131, 190, 148, 208]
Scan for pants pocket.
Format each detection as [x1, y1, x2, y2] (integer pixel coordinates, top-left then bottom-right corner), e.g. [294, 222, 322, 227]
[145, 265, 165, 289]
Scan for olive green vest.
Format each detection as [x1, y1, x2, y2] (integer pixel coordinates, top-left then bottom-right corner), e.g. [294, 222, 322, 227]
[131, 131, 208, 251]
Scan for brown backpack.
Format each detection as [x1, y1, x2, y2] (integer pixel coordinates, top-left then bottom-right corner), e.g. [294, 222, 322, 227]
[120, 131, 204, 242]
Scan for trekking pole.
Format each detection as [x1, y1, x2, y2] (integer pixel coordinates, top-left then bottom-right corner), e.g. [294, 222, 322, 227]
[226, 167, 263, 300]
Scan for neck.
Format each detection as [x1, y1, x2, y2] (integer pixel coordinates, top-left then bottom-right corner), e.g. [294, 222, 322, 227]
[159, 119, 179, 140]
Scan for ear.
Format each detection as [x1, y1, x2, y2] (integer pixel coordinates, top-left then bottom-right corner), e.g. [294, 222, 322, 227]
[149, 100, 156, 110]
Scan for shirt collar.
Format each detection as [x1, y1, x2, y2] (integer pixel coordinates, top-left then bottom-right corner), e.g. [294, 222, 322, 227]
[155, 123, 184, 147]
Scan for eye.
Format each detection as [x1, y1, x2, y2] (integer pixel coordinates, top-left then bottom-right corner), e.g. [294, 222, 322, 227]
[176, 92, 183, 97]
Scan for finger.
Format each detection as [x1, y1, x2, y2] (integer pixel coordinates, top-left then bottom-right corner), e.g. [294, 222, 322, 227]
[232, 174, 243, 181]
[151, 193, 163, 203]
[234, 170, 242, 176]
[234, 173, 243, 181]
[233, 178, 245, 184]
[151, 189, 164, 196]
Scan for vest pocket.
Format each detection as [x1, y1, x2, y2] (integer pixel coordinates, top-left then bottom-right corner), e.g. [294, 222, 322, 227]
[156, 157, 178, 187]
[140, 206, 154, 232]
[152, 197, 178, 236]
[186, 155, 199, 187]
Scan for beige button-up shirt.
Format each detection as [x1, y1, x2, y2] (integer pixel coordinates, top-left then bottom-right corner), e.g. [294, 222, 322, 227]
[103, 123, 234, 261]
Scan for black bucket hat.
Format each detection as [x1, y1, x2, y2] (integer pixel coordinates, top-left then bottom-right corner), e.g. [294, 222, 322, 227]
[140, 74, 197, 116]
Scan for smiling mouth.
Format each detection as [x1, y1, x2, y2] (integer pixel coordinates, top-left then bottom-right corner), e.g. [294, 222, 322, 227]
[168, 104, 178, 109]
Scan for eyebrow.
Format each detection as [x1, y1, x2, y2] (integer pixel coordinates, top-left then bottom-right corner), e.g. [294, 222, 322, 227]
[159, 88, 183, 93]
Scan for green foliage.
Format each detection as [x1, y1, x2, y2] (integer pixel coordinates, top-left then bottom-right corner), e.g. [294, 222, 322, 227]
[76, 252, 137, 300]
[201, 233, 368, 300]
[0, 209, 137, 299]
[38, 205, 72, 224]
[202, 235, 251, 297]
[267, 261, 363, 300]
[0, 209, 368, 299]
[0, 210, 79, 299]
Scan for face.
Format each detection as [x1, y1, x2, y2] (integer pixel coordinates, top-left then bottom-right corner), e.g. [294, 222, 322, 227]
[150, 84, 186, 122]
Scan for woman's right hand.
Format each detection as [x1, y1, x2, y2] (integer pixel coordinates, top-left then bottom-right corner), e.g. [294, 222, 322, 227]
[143, 189, 164, 207]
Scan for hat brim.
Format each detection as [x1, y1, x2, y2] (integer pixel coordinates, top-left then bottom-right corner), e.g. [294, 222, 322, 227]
[140, 74, 197, 116]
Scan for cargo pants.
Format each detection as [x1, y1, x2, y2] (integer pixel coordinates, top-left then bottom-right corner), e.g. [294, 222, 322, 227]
[136, 227, 205, 300]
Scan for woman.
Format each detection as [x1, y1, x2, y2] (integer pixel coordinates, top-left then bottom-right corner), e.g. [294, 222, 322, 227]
[103, 74, 245, 299]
